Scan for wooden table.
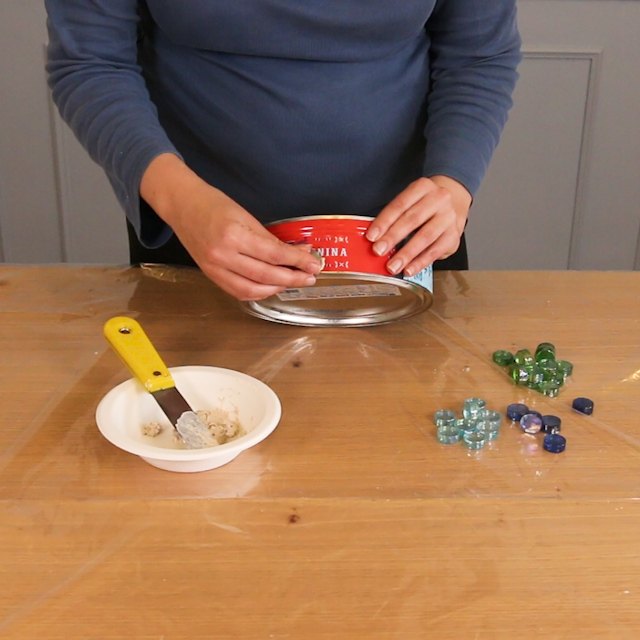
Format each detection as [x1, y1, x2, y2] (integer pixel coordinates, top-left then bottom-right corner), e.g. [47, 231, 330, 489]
[1, 266, 639, 638]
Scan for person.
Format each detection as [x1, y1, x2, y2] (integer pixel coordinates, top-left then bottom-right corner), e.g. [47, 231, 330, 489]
[45, 1, 521, 301]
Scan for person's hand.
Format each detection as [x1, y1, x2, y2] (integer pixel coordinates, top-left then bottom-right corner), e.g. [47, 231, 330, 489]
[365, 176, 472, 276]
[140, 154, 322, 300]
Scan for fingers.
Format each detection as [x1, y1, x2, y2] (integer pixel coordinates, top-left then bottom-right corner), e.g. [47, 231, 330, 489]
[192, 224, 323, 300]
[365, 177, 468, 276]
[204, 264, 299, 302]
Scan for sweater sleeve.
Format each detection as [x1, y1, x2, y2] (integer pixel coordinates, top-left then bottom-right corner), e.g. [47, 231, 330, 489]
[44, 0, 178, 247]
[423, 0, 522, 196]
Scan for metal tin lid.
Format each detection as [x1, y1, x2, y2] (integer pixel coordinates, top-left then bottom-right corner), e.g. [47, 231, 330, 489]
[241, 271, 432, 327]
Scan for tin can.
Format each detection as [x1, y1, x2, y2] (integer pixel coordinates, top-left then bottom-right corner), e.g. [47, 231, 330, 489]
[241, 215, 433, 327]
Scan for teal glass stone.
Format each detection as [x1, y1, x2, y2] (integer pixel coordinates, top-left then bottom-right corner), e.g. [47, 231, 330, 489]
[463, 397, 486, 421]
[436, 424, 461, 444]
[481, 409, 502, 430]
[514, 349, 534, 366]
[492, 349, 514, 367]
[556, 360, 574, 379]
[463, 430, 487, 450]
[434, 409, 457, 427]
[458, 418, 478, 435]
[476, 417, 500, 441]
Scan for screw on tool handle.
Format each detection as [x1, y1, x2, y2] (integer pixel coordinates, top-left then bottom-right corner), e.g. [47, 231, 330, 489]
[103, 316, 176, 393]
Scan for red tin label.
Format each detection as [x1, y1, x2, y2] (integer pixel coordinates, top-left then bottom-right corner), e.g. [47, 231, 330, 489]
[267, 215, 394, 275]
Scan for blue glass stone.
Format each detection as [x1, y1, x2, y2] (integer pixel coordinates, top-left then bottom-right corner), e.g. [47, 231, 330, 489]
[514, 349, 534, 367]
[543, 433, 567, 453]
[492, 350, 514, 366]
[572, 397, 594, 415]
[520, 413, 543, 434]
[463, 430, 487, 450]
[463, 397, 486, 421]
[541, 415, 562, 433]
[434, 409, 457, 427]
[506, 403, 529, 421]
[436, 424, 461, 444]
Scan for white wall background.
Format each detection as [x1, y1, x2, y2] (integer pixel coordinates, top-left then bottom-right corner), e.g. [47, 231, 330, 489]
[1, 0, 639, 269]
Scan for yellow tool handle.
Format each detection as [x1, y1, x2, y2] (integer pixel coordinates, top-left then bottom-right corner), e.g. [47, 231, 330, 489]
[103, 316, 175, 393]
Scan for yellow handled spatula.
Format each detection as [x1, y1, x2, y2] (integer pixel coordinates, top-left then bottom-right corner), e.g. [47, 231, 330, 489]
[103, 316, 216, 449]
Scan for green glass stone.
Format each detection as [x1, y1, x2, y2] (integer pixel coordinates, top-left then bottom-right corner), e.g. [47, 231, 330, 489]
[436, 424, 461, 444]
[556, 360, 574, 379]
[510, 364, 530, 385]
[492, 349, 514, 367]
[535, 342, 556, 358]
[538, 360, 559, 381]
[525, 366, 544, 388]
[538, 380, 561, 397]
[434, 409, 456, 427]
[514, 349, 534, 366]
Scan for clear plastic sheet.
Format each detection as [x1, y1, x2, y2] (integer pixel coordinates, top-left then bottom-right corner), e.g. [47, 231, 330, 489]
[1, 265, 639, 637]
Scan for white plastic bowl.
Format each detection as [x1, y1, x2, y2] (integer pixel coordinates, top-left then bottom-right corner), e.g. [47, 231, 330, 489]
[96, 365, 281, 472]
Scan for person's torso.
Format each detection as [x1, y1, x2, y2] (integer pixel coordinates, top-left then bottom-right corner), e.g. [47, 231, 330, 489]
[141, 0, 438, 221]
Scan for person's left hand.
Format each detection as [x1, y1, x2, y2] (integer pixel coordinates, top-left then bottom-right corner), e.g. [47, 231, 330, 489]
[365, 175, 472, 276]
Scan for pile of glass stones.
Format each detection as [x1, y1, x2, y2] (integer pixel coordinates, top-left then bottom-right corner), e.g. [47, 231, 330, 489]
[492, 342, 573, 397]
[434, 397, 502, 450]
[507, 402, 566, 453]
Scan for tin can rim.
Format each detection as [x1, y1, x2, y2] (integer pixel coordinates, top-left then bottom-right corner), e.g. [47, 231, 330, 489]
[240, 272, 432, 327]
[267, 214, 375, 227]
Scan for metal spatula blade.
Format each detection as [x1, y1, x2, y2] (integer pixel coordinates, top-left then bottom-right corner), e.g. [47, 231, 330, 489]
[103, 316, 216, 449]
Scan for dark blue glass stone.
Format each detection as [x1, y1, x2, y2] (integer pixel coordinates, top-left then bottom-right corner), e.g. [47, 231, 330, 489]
[572, 397, 594, 415]
[506, 403, 529, 421]
[543, 433, 567, 453]
[541, 415, 562, 433]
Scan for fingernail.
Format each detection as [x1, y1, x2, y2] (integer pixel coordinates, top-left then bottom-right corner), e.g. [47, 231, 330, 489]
[387, 259, 402, 274]
[404, 265, 415, 277]
[367, 227, 380, 242]
[304, 275, 316, 286]
[373, 241, 388, 256]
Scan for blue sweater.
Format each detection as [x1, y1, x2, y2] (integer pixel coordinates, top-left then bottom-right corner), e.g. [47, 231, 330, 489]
[45, 0, 521, 249]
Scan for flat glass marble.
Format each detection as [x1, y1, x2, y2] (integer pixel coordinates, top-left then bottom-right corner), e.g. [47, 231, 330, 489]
[543, 433, 567, 453]
[520, 413, 543, 434]
[572, 397, 594, 415]
[506, 403, 529, 421]
[436, 424, 462, 444]
[434, 409, 456, 427]
[463, 397, 486, 421]
[463, 430, 487, 450]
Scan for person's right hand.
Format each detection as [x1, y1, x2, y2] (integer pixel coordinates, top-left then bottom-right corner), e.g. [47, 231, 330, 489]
[140, 154, 322, 300]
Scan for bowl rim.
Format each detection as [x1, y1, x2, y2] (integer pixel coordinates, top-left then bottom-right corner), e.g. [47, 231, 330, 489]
[95, 365, 282, 461]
